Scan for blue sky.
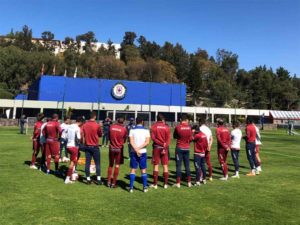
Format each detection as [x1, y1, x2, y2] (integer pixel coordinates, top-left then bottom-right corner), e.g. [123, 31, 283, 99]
[0, 0, 299, 75]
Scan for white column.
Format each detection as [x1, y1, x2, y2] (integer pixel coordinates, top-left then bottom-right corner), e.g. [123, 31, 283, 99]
[229, 114, 231, 124]
[135, 110, 138, 118]
[13, 106, 17, 119]
[211, 114, 214, 124]
[155, 111, 158, 121]
[194, 112, 196, 123]
[175, 112, 178, 122]
[113, 110, 116, 121]
[40, 108, 44, 113]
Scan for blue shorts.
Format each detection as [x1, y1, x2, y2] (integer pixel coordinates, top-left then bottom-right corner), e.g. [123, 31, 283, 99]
[130, 152, 147, 170]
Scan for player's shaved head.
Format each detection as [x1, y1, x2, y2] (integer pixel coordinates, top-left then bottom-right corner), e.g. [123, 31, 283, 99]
[117, 116, 125, 124]
[157, 114, 165, 121]
[246, 116, 253, 124]
[90, 111, 97, 120]
[37, 113, 44, 121]
[180, 114, 188, 122]
[232, 121, 239, 128]
[217, 118, 224, 125]
[52, 114, 58, 120]
[136, 117, 143, 125]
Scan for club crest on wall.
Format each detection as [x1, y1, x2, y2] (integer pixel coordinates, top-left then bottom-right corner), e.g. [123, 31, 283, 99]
[111, 82, 127, 100]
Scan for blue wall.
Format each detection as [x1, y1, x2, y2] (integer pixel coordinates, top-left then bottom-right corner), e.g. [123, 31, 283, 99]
[29, 75, 186, 106]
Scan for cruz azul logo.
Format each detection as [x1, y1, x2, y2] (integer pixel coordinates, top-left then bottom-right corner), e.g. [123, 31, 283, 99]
[111, 82, 127, 100]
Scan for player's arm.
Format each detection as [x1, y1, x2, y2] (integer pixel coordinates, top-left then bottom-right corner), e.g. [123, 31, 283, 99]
[97, 124, 103, 137]
[151, 127, 165, 147]
[208, 135, 213, 150]
[136, 136, 150, 150]
[166, 127, 171, 147]
[216, 130, 227, 149]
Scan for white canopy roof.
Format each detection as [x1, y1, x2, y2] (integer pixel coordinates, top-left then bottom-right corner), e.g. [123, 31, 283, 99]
[270, 110, 300, 120]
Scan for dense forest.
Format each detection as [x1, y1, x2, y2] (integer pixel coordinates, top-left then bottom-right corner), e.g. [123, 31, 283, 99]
[0, 25, 299, 110]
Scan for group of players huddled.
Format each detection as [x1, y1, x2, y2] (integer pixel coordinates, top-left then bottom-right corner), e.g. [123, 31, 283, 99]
[29, 112, 262, 193]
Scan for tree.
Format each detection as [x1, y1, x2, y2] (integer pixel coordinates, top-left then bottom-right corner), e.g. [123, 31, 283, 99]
[14, 25, 35, 51]
[41, 31, 55, 41]
[76, 31, 97, 53]
[122, 32, 137, 46]
[138, 36, 161, 60]
[125, 59, 147, 80]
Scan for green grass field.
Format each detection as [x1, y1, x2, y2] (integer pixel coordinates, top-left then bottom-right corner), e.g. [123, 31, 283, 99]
[0, 127, 299, 225]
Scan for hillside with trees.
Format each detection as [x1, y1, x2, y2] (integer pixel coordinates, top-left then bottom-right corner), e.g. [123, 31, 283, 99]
[0, 25, 299, 110]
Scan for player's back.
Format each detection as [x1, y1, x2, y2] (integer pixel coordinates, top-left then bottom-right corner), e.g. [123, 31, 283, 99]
[151, 121, 170, 147]
[33, 121, 43, 139]
[67, 124, 81, 147]
[83, 120, 102, 146]
[216, 126, 231, 147]
[129, 125, 150, 153]
[246, 124, 256, 142]
[45, 120, 61, 140]
[174, 123, 192, 149]
[194, 132, 208, 153]
[231, 128, 242, 150]
[109, 123, 127, 149]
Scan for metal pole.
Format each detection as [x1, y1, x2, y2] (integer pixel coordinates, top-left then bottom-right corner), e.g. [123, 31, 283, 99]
[20, 92, 25, 118]
[97, 79, 101, 122]
[61, 77, 66, 119]
[149, 70, 152, 126]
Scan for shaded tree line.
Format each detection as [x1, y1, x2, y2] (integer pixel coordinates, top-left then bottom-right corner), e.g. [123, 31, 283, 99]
[0, 25, 299, 110]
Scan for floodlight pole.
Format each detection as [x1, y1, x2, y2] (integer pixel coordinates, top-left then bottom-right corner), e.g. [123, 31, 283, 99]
[97, 79, 101, 122]
[61, 77, 67, 120]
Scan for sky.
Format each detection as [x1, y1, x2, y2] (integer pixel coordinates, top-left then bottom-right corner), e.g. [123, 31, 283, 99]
[0, 0, 299, 75]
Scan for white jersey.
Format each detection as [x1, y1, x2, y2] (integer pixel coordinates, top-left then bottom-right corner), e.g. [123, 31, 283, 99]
[231, 128, 242, 150]
[61, 123, 69, 139]
[255, 126, 262, 145]
[129, 125, 150, 154]
[200, 125, 212, 145]
[66, 124, 81, 147]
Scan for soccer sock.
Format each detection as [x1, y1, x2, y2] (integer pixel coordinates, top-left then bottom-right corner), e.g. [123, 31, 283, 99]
[46, 157, 51, 170]
[67, 165, 73, 177]
[87, 177, 91, 181]
[142, 173, 148, 188]
[176, 177, 181, 184]
[113, 167, 119, 185]
[163, 172, 169, 185]
[97, 176, 101, 181]
[236, 171, 239, 176]
[187, 175, 191, 183]
[107, 167, 113, 184]
[55, 162, 59, 171]
[153, 171, 159, 185]
[129, 173, 136, 189]
[223, 164, 228, 177]
[31, 152, 36, 165]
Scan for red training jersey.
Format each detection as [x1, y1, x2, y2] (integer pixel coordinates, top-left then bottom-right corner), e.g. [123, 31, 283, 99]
[82, 120, 102, 146]
[151, 121, 171, 148]
[216, 126, 231, 150]
[193, 131, 208, 154]
[43, 120, 62, 140]
[246, 124, 256, 143]
[109, 123, 127, 149]
[32, 121, 43, 140]
[173, 122, 193, 150]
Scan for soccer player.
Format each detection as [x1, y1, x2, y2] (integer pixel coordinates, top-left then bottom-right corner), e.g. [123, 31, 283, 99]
[102, 117, 112, 147]
[255, 125, 262, 172]
[199, 118, 214, 181]
[193, 125, 208, 186]
[173, 114, 193, 188]
[107, 116, 127, 188]
[244, 117, 260, 176]
[128, 117, 150, 193]
[30, 113, 44, 169]
[216, 118, 231, 181]
[39, 117, 50, 171]
[64, 117, 83, 184]
[150, 114, 171, 189]
[126, 118, 135, 159]
[230, 121, 242, 178]
[43, 114, 62, 174]
[82, 111, 103, 185]
[60, 116, 70, 162]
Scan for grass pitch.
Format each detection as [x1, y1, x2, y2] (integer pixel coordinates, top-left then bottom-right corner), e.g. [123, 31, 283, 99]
[0, 127, 299, 225]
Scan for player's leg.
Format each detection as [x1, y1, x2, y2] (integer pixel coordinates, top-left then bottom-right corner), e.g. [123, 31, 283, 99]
[255, 145, 262, 172]
[85, 148, 92, 183]
[112, 150, 122, 188]
[30, 140, 39, 169]
[194, 154, 201, 186]
[93, 146, 102, 184]
[65, 147, 78, 184]
[53, 141, 60, 174]
[183, 150, 191, 187]
[140, 153, 148, 192]
[205, 150, 213, 181]
[218, 149, 228, 180]
[107, 150, 114, 186]
[200, 155, 207, 183]
[175, 148, 183, 187]
[151, 148, 160, 188]
[129, 151, 138, 192]
[45, 142, 52, 174]
[161, 150, 169, 188]
[246, 143, 256, 176]
[231, 150, 240, 178]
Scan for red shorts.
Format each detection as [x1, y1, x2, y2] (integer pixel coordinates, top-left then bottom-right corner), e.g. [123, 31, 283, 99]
[255, 145, 260, 153]
[152, 148, 168, 165]
[67, 147, 79, 162]
[45, 141, 60, 156]
[32, 140, 41, 152]
[109, 149, 124, 166]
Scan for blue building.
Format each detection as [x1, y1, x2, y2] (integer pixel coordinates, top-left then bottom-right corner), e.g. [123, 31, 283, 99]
[27, 75, 186, 106]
